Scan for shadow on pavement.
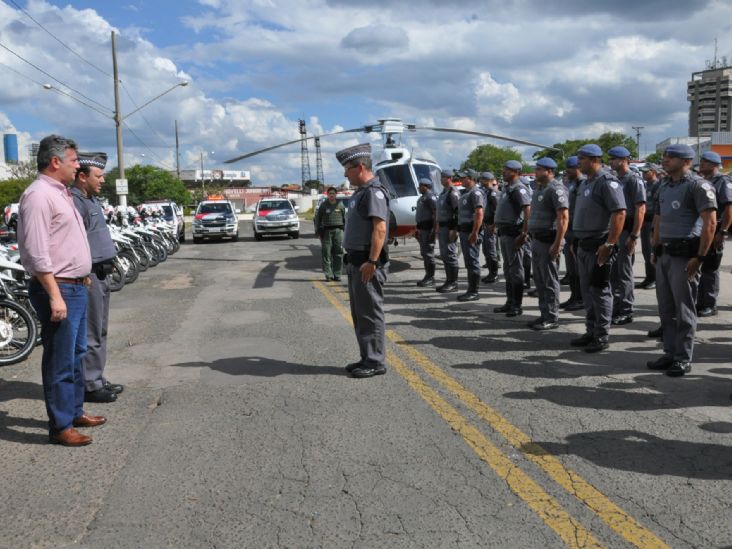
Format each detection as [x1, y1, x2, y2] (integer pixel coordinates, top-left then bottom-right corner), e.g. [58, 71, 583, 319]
[172, 356, 344, 377]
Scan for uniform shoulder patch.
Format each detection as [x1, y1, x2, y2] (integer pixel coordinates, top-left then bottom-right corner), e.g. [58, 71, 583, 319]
[610, 181, 619, 189]
[701, 182, 712, 191]
[519, 188, 527, 194]
[375, 190, 385, 200]
[707, 190, 716, 200]
[431, 195, 437, 201]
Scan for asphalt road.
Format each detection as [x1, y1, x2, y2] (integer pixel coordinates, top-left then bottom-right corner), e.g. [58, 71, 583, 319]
[1, 221, 731, 549]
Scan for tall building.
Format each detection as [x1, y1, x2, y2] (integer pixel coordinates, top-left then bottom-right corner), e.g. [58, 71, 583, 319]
[688, 65, 732, 137]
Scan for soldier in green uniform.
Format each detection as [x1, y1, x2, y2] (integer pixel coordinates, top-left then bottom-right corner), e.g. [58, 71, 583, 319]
[314, 187, 346, 281]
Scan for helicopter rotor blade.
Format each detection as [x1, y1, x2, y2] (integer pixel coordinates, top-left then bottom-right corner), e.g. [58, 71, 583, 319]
[417, 127, 559, 152]
[223, 127, 366, 164]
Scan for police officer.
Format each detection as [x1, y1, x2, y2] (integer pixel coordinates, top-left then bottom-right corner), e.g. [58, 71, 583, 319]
[313, 186, 346, 281]
[479, 172, 500, 283]
[607, 146, 646, 325]
[647, 144, 717, 377]
[570, 144, 626, 353]
[527, 157, 569, 330]
[696, 151, 732, 317]
[494, 160, 531, 316]
[414, 177, 438, 287]
[636, 163, 662, 290]
[338, 143, 390, 379]
[456, 169, 485, 301]
[559, 156, 585, 311]
[435, 169, 461, 293]
[71, 152, 124, 403]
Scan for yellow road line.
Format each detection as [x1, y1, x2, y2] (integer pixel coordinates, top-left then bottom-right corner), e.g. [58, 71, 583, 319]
[385, 330, 669, 549]
[313, 280, 604, 548]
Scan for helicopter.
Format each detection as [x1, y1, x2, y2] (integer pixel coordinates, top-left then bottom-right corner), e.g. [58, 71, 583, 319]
[223, 118, 558, 240]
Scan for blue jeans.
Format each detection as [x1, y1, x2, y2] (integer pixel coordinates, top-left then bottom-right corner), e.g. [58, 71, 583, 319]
[29, 280, 88, 435]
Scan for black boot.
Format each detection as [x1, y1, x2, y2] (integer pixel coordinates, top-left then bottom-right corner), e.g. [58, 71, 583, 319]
[494, 281, 513, 312]
[507, 283, 524, 316]
[457, 272, 480, 302]
[561, 274, 584, 311]
[482, 260, 499, 283]
[437, 266, 458, 293]
[417, 262, 435, 287]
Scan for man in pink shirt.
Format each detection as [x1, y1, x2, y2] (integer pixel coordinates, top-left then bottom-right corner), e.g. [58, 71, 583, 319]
[18, 135, 106, 447]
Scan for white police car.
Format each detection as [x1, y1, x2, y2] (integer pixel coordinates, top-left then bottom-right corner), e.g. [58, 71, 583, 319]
[192, 198, 240, 243]
[252, 198, 300, 241]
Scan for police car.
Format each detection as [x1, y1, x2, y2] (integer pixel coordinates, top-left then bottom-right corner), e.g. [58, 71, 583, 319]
[314, 190, 353, 214]
[138, 200, 185, 242]
[192, 197, 240, 243]
[252, 198, 300, 240]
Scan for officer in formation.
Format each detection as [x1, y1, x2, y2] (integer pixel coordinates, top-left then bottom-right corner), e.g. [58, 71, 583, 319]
[559, 156, 584, 311]
[570, 144, 626, 353]
[494, 160, 531, 317]
[313, 186, 346, 281]
[479, 172, 500, 283]
[608, 146, 646, 325]
[435, 169, 461, 293]
[337, 143, 390, 379]
[636, 163, 662, 290]
[526, 157, 569, 330]
[71, 153, 124, 404]
[696, 151, 732, 317]
[456, 169, 485, 301]
[647, 144, 717, 377]
[414, 177, 438, 287]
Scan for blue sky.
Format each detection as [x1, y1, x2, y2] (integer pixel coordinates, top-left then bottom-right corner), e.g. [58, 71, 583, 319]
[1, 0, 731, 185]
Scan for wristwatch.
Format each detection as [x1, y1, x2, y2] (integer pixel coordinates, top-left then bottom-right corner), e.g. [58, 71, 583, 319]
[629, 234, 639, 240]
[696, 255, 706, 263]
[603, 242, 617, 250]
[367, 259, 378, 266]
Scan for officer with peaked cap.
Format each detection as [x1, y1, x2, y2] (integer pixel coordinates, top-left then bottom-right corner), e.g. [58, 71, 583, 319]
[494, 159, 531, 316]
[647, 144, 717, 377]
[695, 150, 732, 317]
[637, 163, 662, 290]
[435, 169, 461, 292]
[559, 155, 585, 311]
[570, 144, 627, 353]
[71, 152, 123, 403]
[338, 143, 390, 379]
[607, 146, 646, 325]
[526, 157, 569, 330]
[479, 172, 500, 283]
[414, 177, 438, 287]
[455, 169, 485, 301]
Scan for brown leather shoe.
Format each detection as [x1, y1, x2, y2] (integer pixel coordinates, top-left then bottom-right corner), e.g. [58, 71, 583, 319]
[49, 428, 92, 446]
[73, 413, 107, 428]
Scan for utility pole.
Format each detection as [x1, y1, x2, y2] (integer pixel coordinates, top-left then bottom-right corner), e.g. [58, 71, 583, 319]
[631, 126, 644, 159]
[111, 31, 127, 207]
[175, 120, 180, 179]
[315, 136, 324, 189]
[200, 151, 205, 199]
[299, 119, 312, 188]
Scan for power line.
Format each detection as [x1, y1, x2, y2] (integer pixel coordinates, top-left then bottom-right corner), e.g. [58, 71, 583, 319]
[121, 81, 175, 149]
[0, 40, 111, 112]
[1, 0, 111, 77]
[122, 121, 174, 170]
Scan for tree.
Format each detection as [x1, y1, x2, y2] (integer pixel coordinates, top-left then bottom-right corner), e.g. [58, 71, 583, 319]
[0, 178, 32, 208]
[532, 132, 639, 169]
[461, 144, 523, 176]
[100, 165, 190, 206]
[8, 161, 37, 180]
[644, 151, 662, 164]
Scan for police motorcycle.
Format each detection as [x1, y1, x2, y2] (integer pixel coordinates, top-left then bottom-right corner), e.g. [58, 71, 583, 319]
[0, 245, 38, 366]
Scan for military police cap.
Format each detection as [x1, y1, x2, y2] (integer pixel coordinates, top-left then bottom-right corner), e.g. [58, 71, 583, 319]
[565, 155, 579, 168]
[463, 168, 479, 179]
[701, 151, 722, 165]
[577, 144, 603, 158]
[480, 171, 496, 180]
[417, 177, 433, 187]
[441, 169, 454, 178]
[535, 157, 557, 169]
[335, 143, 371, 166]
[504, 160, 522, 171]
[640, 163, 660, 172]
[608, 146, 631, 159]
[664, 143, 695, 159]
[453, 170, 465, 178]
[78, 151, 107, 169]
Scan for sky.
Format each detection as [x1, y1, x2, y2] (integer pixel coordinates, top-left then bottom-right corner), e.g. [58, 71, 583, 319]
[1, 0, 731, 186]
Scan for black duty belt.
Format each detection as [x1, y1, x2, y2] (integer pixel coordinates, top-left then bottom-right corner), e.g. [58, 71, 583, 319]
[530, 230, 556, 243]
[497, 225, 521, 237]
[578, 236, 607, 251]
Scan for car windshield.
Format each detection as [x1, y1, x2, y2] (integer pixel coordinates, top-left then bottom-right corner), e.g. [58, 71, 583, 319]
[161, 205, 174, 221]
[198, 202, 232, 214]
[377, 164, 418, 198]
[260, 200, 292, 211]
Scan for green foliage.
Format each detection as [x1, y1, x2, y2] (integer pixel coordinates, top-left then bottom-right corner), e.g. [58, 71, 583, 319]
[532, 132, 639, 169]
[101, 165, 190, 206]
[7, 161, 37, 180]
[644, 151, 662, 164]
[0, 177, 33, 208]
[461, 144, 523, 176]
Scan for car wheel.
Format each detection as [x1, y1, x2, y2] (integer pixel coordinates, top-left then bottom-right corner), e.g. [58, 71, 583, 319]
[290, 231, 300, 239]
[254, 231, 263, 241]
[179, 232, 186, 243]
[232, 232, 239, 242]
[193, 236, 202, 244]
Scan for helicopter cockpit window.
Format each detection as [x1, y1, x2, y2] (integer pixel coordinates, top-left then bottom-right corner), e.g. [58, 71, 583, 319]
[377, 164, 419, 198]
[414, 164, 443, 194]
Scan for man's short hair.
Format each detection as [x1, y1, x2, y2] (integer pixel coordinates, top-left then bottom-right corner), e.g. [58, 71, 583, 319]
[37, 135, 77, 172]
[326, 186, 338, 194]
[350, 157, 373, 171]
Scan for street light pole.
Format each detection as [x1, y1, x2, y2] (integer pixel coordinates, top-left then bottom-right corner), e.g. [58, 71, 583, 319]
[632, 126, 644, 160]
[112, 31, 126, 207]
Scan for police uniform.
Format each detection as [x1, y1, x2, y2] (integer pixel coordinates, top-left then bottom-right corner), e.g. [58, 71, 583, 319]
[608, 147, 646, 323]
[637, 164, 661, 289]
[338, 143, 390, 376]
[571, 144, 626, 350]
[436, 170, 461, 292]
[652, 144, 717, 375]
[456, 170, 485, 301]
[560, 156, 585, 310]
[314, 197, 346, 281]
[71, 153, 118, 397]
[697, 151, 732, 315]
[480, 172, 500, 283]
[494, 162, 531, 314]
[528, 158, 569, 326]
[415, 178, 437, 286]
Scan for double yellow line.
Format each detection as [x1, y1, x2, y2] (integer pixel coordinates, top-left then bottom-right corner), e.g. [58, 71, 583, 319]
[314, 279, 668, 549]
